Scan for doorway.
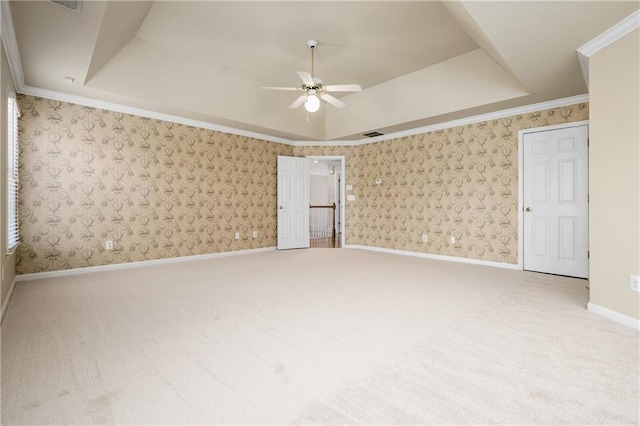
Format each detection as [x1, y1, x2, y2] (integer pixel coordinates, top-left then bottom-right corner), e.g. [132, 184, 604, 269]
[307, 156, 345, 248]
[519, 122, 589, 278]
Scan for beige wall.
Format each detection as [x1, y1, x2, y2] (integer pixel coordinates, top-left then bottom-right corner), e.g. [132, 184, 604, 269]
[1, 44, 17, 310]
[17, 95, 293, 274]
[297, 103, 589, 264]
[589, 29, 640, 320]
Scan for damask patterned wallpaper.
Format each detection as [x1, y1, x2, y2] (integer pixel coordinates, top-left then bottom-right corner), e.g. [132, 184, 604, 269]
[17, 96, 588, 274]
[296, 103, 589, 264]
[17, 96, 293, 274]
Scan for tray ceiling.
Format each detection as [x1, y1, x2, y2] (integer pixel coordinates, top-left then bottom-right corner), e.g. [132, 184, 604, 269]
[8, 1, 639, 141]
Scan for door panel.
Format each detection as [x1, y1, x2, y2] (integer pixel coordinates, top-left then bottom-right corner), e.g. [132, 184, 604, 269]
[523, 126, 588, 278]
[277, 156, 310, 250]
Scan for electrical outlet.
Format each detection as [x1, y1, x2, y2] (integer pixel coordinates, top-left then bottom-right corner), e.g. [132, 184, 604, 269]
[630, 274, 640, 293]
[252, 231, 258, 239]
[234, 232, 240, 240]
[421, 234, 428, 243]
[105, 240, 113, 250]
[449, 236, 456, 244]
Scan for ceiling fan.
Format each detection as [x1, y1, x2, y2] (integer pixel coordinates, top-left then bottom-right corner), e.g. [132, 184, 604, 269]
[262, 40, 362, 113]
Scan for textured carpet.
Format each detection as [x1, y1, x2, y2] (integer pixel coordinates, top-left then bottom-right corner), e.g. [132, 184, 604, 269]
[1, 249, 638, 424]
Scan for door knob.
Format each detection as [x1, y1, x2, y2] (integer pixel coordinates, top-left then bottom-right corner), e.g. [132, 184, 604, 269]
[524, 207, 531, 212]
[279, 206, 283, 210]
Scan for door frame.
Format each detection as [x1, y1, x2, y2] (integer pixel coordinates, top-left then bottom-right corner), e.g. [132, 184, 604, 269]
[517, 120, 589, 271]
[306, 155, 346, 248]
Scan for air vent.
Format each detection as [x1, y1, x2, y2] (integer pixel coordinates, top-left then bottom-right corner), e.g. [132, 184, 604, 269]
[362, 131, 384, 138]
[50, 0, 82, 12]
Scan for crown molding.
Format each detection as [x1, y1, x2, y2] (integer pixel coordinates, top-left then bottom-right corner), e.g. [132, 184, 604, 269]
[0, 0, 25, 89]
[294, 94, 590, 147]
[0, 0, 621, 148]
[4, 0, 591, 150]
[577, 9, 640, 87]
[578, 9, 639, 58]
[2, 3, 294, 146]
[19, 86, 296, 146]
[18, 86, 588, 149]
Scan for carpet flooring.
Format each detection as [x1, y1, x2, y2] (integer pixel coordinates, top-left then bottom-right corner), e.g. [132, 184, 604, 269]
[1, 249, 638, 424]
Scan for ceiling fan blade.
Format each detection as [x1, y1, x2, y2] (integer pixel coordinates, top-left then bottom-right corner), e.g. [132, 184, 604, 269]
[288, 95, 306, 109]
[261, 86, 300, 91]
[324, 84, 362, 92]
[321, 94, 346, 109]
[297, 71, 315, 87]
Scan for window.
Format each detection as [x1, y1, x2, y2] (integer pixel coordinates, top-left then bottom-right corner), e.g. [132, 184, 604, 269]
[7, 93, 19, 253]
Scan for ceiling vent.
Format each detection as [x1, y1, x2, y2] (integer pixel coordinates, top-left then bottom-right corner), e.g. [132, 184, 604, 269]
[49, 0, 82, 12]
[362, 131, 384, 138]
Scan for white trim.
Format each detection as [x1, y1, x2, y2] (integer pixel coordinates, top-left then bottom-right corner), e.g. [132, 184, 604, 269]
[517, 121, 589, 272]
[1, 277, 17, 325]
[0, 0, 591, 149]
[18, 86, 296, 146]
[344, 245, 519, 270]
[306, 155, 346, 248]
[296, 139, 368, 147]
[14, 88, 587, 149]
[0, 0, 25, 89]
[577, 10, 640, 87]
[578, 10, 640, 57]
[587, 302, 640, 331]
[295, 94, 590, 147]
[16, 247, 277, 282]
[577, 52, 590, 89]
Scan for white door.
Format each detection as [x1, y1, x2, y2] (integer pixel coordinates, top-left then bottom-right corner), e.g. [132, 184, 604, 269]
[523, 125, 589, 278]
[277, 156, 310, 250]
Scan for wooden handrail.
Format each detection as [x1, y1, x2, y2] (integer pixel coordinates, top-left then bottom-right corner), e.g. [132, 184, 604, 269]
[310, 203, 336, 209]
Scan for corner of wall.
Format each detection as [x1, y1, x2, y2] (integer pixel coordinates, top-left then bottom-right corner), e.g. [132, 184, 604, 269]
[588, 27, 640, 321]
[1, 43, 18, 312]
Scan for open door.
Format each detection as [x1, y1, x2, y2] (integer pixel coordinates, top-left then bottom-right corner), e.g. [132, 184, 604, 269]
[277, 156, 310, 250]
[523, 125, 589, 278]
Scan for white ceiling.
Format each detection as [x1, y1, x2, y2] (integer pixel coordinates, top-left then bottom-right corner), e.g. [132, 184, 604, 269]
[8, 1, 639, 141]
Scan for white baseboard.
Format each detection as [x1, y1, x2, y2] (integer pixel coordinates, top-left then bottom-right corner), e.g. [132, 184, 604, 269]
[16, 247, 277, 282]
[587, 302, 640, 330]
[1, 277, 17, 325]
[344, 245, 520, 270]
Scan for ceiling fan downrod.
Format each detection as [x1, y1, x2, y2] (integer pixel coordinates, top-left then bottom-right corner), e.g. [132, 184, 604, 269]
[307, 39, 318, 80]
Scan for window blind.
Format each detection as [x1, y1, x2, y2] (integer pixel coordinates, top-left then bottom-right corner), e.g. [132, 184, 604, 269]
[7, 96, 19, 253]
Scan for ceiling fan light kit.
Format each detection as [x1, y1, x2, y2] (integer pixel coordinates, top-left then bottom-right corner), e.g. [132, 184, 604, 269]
[262, 40, 362, 114]
[305, 93, 320, 113]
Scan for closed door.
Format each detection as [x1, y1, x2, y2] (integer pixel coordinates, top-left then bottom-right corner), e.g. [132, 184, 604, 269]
[277, 156, 310, 250]
[523, 125, 589, 278]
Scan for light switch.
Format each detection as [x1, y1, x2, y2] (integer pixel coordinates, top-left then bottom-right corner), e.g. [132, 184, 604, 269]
[347, 194, 356, 201]
[346, 184, 353, 191]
